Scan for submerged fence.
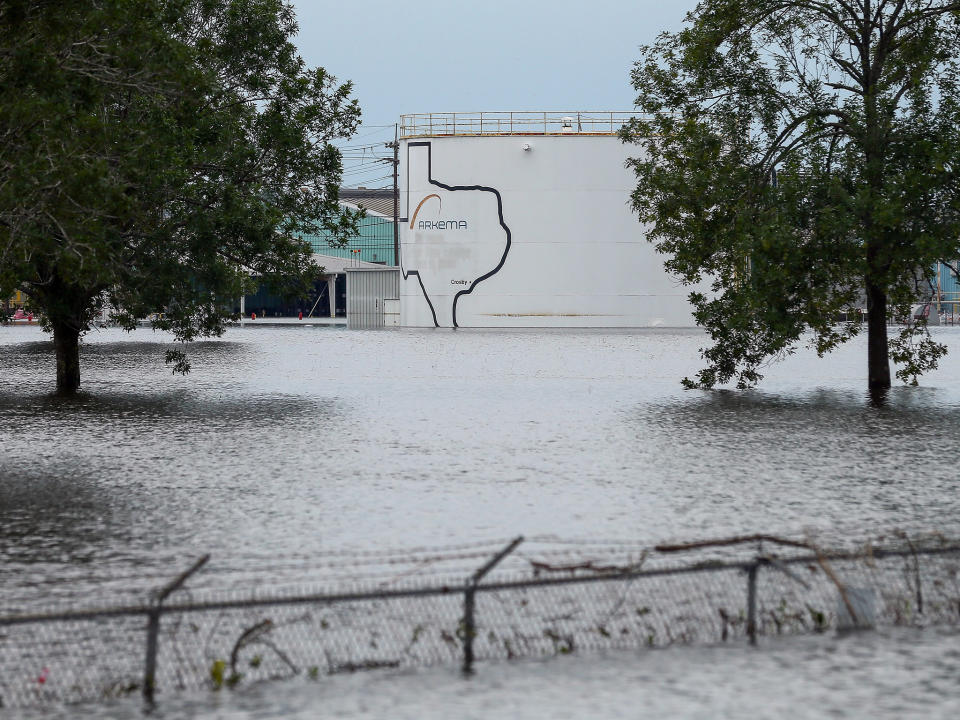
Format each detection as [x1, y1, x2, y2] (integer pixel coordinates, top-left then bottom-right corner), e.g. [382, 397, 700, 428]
[1, 531, 959, 710]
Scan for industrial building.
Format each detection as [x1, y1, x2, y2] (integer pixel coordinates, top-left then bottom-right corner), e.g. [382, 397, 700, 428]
[302, 188, 397, 266]
[239, 188, 398, 319]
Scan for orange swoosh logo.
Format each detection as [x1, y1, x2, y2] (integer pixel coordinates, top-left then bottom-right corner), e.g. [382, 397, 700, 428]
[409, 194, 441, 229]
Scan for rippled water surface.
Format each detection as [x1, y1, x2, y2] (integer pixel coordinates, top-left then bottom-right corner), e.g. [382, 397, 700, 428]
[2, 324, 959, 716]
[3, 326, 960, 594]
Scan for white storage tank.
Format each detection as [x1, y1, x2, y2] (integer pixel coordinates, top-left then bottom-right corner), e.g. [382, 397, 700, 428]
[397, 112, 698, 328]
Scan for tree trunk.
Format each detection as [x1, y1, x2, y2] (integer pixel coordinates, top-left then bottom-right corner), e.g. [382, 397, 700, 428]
[53, 322, 81, 394]
[865, 281, 891, 392]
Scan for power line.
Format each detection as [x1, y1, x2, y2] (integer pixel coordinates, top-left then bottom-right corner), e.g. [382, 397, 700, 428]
[343, 124, 396, 141]
[338, 141, 393, 151]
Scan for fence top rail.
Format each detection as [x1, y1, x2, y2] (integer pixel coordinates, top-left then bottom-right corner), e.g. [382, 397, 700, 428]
[398, 111, 640, 138]
[3, 541, 957, 628]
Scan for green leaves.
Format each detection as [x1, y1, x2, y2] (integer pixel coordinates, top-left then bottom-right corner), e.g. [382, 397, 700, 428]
[624, 0, 960, 390]
[890, 322, 947, 385]
[209, 658, 226, 689]
[0, 1, 360, 385]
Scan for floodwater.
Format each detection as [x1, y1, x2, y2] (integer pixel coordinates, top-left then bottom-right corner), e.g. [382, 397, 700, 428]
[2, 324, 960, 716]
[24, 625, 960, 720]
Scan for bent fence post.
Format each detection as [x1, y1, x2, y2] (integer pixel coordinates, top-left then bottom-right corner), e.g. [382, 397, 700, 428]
[143, 555, 210, 704]
[462, 536, 524, 675]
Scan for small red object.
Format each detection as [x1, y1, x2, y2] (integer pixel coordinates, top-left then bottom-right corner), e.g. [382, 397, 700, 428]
[38, 667, 49, 684]
[251, 312, 256, 320]
[298, 311, 303, 320]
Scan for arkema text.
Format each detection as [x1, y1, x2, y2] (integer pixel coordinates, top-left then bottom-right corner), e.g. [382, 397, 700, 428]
[417, 220, 468, 230]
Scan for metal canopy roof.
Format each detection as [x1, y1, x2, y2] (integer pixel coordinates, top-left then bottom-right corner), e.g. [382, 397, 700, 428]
[339, 188, 396, 218]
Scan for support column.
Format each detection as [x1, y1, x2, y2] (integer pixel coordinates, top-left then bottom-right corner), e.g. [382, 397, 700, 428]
[327, 276, 336, 318]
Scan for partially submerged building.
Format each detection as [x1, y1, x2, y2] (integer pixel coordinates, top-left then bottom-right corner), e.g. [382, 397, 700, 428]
[240, 188, 398, 318]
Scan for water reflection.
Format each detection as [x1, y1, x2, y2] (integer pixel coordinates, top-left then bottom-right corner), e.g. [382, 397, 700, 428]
[626, 385, 960, 543]
[642, 385, 960, 435]
[0, 469, 113, 558]
[0, 338, 247, 358]
[0, 388, 327, 421]
[0, 382, 341, 607]
[869, 385, 890, 408]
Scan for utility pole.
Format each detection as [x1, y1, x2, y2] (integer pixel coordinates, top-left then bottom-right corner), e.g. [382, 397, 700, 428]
[380, 127, 401, 266]
[391, 124, 399, 266]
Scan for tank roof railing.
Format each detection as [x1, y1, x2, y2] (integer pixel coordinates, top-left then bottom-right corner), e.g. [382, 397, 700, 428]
[399, 111, 636, 138]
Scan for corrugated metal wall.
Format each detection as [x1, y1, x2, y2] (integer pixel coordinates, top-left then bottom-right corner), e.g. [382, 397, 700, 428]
[938, 261, 960, 297]
[346, 268, 400, 329]
[302, 215, 396, 266]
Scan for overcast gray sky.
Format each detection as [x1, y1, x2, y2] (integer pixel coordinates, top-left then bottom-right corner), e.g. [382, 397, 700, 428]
[289, 0, 698, 187]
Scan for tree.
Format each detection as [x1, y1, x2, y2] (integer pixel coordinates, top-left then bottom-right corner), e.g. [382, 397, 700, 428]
[622, 0, 960, 396]
[0, 0, 360, 393]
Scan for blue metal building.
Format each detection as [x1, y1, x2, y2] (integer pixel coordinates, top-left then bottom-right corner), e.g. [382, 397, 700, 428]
[300, 189, 397, 266]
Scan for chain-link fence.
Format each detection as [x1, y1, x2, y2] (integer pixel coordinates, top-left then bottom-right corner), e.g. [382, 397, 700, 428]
[2, 532, 958, 710]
